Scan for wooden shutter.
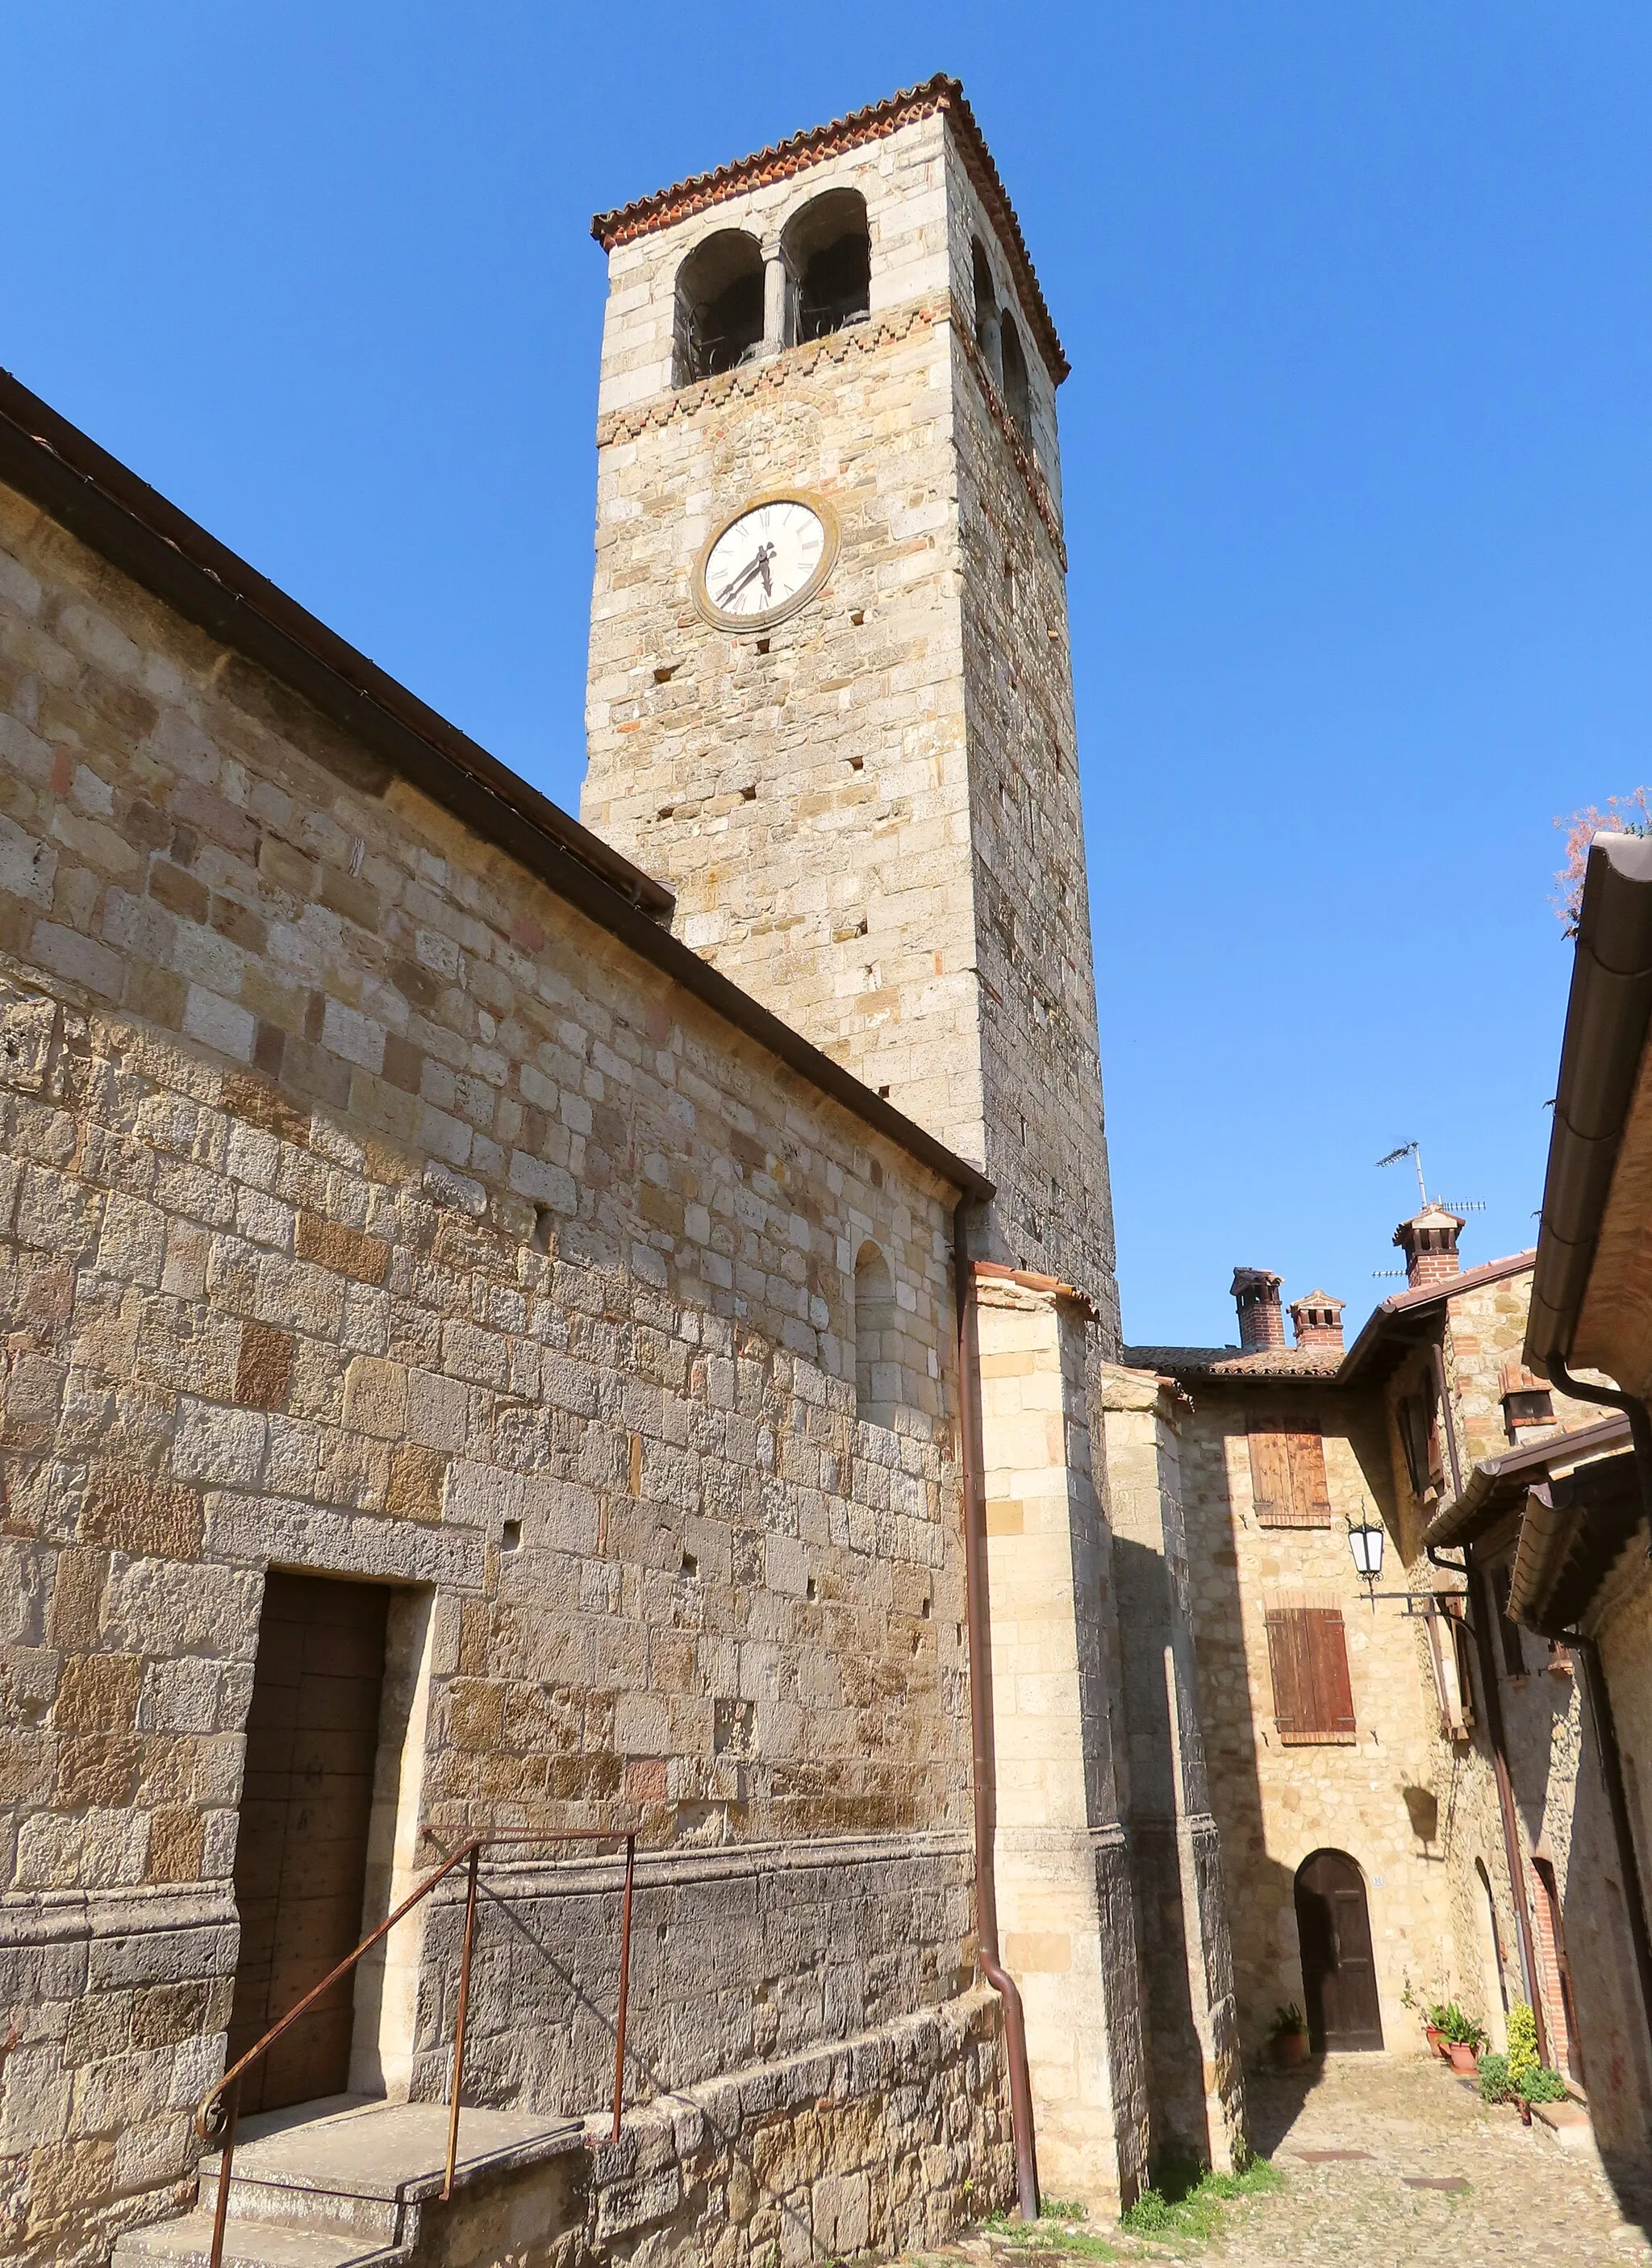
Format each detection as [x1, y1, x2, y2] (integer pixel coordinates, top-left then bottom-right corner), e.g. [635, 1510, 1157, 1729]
[1266, 1607, 1356, 1742]
[1285, 1426, 1332, 1523]
[1247, 1409, 1293, 1524]
[1265, 1608, 1312, 1736]
[1304, 1610, 1357, 1738]
[1248, 1403, 1332, 1527]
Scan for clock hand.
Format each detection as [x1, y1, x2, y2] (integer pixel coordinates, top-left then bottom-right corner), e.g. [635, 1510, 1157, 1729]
[715, 552, 766, 607]
[758, 547, 772, 597]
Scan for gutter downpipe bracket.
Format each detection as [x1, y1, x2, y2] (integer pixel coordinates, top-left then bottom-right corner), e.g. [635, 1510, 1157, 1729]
[953, 1197, 1040, 2222]
[1545, 1359, 1652, 1554]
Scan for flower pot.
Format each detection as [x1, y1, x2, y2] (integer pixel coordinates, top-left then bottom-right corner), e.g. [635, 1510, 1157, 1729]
[1447, 2041, 1478, 2076]
[1423, 2025, 1443, 2053]
[1270, 2030, 1309, 2070]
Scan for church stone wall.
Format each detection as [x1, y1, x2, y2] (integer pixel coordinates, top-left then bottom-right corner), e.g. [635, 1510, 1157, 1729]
[0, 486, 996, 2266]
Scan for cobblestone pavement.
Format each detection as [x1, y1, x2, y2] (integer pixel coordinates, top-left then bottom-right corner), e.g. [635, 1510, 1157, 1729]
[901, 2057, 1652, 2267]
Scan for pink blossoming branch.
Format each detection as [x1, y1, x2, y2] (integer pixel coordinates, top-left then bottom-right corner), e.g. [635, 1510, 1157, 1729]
[1553, 789, 1652, 933]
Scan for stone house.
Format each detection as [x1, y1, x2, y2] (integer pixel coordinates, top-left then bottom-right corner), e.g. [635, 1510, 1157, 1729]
[1127, 1219, 1621, 2079]
[1423, 826, 1652, 2195]
[0, 77, 1245, 2268]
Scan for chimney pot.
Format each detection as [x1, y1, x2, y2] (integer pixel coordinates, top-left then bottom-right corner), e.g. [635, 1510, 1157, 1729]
[1289, 1289, 1345, 1353]
[1393, 1205, 1465, 1290]
[1231, 1266, 1287, 1353]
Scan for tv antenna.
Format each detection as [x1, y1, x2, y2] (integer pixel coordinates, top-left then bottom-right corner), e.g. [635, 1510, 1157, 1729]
[1374, 1141, 1485, 1215]
[1375, 1141, 1429, 1207]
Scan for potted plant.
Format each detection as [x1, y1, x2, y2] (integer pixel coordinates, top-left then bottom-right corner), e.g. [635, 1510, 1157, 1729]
[1424, 2001, 1452, 2058]
[1267, 2003, 1309, 2069]
[1434, 2002, 1486, 2074]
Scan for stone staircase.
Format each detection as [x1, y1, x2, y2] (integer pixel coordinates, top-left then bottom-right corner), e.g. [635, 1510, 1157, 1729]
[114, 2095, 588, 2268]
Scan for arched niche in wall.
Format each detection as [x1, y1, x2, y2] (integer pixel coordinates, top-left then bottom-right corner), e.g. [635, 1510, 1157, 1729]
[853, 1240, 899, 1428]
[970, 237, 1002, 381]
[674, 229, 765, 386]
[999, 312, 1032, 448]
[782, 188, 870, 344]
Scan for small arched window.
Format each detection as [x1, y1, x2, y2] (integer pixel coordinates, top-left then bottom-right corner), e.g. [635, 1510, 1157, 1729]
[999, 313, 1032, 447]
[854, 1240, 898, 1427]
[782, 189, 870, 344]
[970, 238, 1001, 378]
[674, 230, 765, 387]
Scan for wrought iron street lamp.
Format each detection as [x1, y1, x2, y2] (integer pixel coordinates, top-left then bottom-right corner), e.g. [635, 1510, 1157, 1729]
[1348, 1511, 1386, 1606]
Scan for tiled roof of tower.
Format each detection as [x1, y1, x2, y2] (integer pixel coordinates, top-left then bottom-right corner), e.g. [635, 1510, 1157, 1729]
[590, 73, 1071, 385]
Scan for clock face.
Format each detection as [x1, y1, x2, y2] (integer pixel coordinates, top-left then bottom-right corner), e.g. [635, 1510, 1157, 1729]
[698, 498, 832, 627]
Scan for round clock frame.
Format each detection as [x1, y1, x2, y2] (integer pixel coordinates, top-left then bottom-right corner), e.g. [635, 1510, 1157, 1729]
[691, 491, 840, 634]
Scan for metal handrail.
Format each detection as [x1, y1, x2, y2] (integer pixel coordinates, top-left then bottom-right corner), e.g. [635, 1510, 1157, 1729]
[194, 1828, 637, 2268]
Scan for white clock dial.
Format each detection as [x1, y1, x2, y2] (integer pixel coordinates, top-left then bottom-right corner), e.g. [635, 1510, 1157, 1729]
[702, 499, 828, 624]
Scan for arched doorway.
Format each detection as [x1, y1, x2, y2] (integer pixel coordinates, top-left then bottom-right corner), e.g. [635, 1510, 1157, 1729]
[1294, 1850, 1384, 2052]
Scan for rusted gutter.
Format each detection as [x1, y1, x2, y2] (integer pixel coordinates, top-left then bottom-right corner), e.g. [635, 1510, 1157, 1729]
[1464, 1562, 1547, 2060]
[1429, 1328, 1546, 2050]
[1525, 832, 1652, 1530]
[953, 1199, 1040, 2221]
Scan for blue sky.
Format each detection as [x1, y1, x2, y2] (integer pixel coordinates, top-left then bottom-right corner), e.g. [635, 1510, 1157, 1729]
[4, 4, 1649, 1345]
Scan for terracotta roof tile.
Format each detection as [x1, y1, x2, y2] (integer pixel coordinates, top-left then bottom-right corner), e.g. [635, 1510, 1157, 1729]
[590, 73, 1070, 384]
[1122, 1346, 1343, 1384]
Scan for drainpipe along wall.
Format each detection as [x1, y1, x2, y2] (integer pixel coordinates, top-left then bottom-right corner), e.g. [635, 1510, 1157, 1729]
[953, 1199, 1040, 2221]
[1436, 1331, 1547, 2052]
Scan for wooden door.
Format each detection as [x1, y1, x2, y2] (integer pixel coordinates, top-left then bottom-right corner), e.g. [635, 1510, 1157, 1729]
[228, 1574, 389, 2112]
[1295, 1849, 1384, 2052]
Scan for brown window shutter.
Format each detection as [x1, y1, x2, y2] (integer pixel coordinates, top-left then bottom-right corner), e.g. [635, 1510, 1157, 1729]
[1247, 1408, 1293, 1524]
[1285, 1427, 1332, 1523]
[1249, 1403, 1331, 1527]
[1265, 1609, 1310, 1736]
[1304, 1609, 1357, 1737]
[1267, 1607, 1355, 1741]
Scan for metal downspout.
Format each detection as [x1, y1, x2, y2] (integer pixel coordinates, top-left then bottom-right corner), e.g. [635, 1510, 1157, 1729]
[953, 1199, 1041, 2221]
[1434, 1329, 1546, 2049]
[1465, 1561, 1547, 2061]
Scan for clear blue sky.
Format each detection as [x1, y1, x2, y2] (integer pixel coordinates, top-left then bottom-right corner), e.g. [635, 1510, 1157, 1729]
[5, 4, 1649, 1345]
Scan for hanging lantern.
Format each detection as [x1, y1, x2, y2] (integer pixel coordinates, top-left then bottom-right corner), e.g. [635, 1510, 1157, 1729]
[1348, 1512, 1386, 1599]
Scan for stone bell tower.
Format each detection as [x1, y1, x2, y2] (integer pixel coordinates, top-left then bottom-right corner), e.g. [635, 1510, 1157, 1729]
[578, 81, 1249, 2208]
[580, 74, 1120, 1345]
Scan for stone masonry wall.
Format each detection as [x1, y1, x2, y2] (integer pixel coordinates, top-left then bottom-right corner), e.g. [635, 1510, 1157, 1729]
[1098, 1369, 1243, 2174]
[1178, 1383, 1466, 2058]
[973, 1276, 1146, 2213]
[942, 132, 1118, 1342]
[0, 482, 987, 2265]
[580, 109, 1120, 1340]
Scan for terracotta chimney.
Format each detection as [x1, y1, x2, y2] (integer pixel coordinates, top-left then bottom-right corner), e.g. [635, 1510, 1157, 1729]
[1232, 1267, 1287, 1353]
[1289, 1290, 1345, 1353]
[1394, 1204, 1465, 1290]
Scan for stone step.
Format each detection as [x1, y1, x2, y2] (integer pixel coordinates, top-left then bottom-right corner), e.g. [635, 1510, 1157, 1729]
[116, 2096, 590, 2268]
[112, 2212, 404, 2268]
[198, 2096, 586, 2219]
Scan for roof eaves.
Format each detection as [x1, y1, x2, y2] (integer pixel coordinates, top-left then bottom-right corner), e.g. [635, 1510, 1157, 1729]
[1337, 1251, 1537, 1385]
[1425, 1412, 1632, 1549]
[0, 368, 674, 922]
[590, 75, 1070, 386]
[0, 372, 994, 1210]
[1526, 833, 1652, 1372]
[1121, 1345, 1342, 1384]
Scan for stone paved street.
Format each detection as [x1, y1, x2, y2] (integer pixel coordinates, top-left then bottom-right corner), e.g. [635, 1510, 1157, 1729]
[899, 2057, 1652, 2267]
